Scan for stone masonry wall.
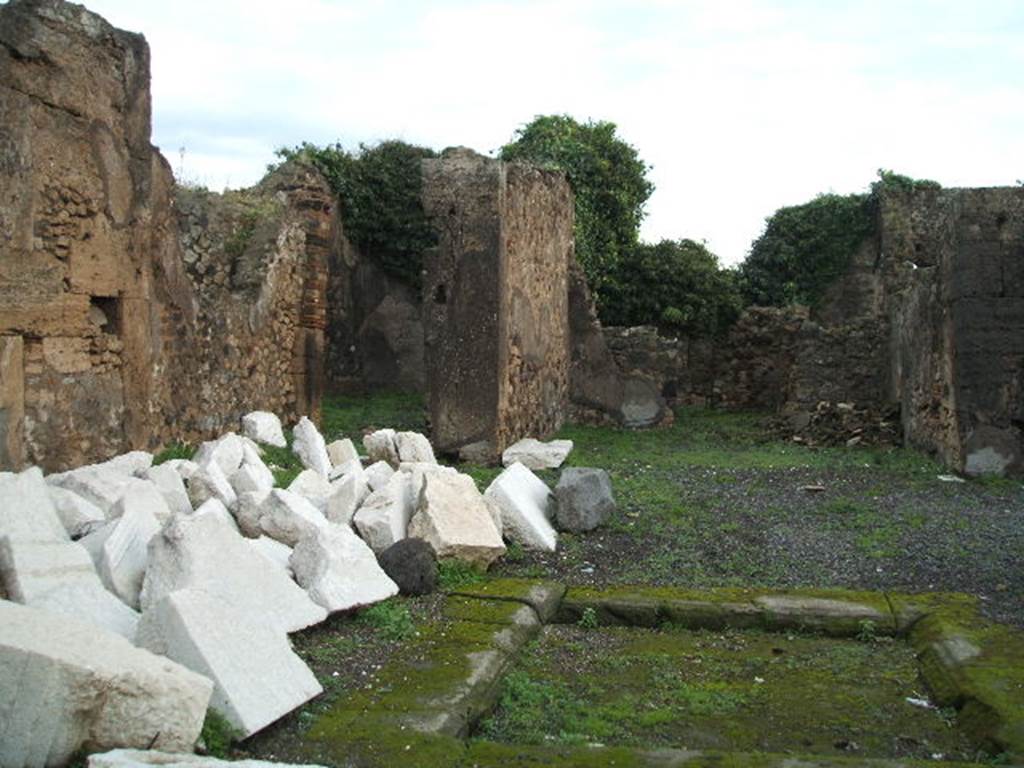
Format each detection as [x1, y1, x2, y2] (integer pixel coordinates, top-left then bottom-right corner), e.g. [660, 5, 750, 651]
[0, 0, 332, 471]
[494, 162, 572, 450]
[422, 148, 572, 459]
[882, 186, 1024, 474]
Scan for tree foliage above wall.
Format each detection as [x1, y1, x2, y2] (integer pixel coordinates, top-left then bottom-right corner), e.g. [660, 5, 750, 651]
[499, 115, 654, 293]
[275, 140, 437, 289]
[738, 170, 942, 308]
[601, 239, 743, 337]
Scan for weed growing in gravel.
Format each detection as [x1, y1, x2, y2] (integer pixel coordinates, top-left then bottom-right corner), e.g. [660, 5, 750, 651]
[578, 607, 598, 629]
[261, 443, 303, 487]
[357, 599, 416, 641]
[438, 560, 486, 590]
[200, 709, 240, 758]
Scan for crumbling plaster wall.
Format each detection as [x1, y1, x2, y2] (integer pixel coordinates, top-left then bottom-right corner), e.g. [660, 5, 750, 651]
[0, 0, 333, 471]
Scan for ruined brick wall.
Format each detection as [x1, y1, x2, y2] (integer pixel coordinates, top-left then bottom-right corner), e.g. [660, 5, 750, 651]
[882, 187, 1024, 474]
[422, 148, 572, 459]
[0, 0, 332, 471]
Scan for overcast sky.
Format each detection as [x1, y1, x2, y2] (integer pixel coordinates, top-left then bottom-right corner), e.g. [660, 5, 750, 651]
[81, 0, 1023, 266]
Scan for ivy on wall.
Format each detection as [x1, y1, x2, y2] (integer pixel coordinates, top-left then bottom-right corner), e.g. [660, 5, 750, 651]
[275, 140, 438, 289]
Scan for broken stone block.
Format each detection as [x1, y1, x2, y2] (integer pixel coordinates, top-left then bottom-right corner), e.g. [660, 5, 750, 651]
[0, 537, 139, 641]
[290, 526, 399, 613]
[187, 460, 237, 511]
[395, 431, 436, 464]
[326, 438, 358, 468]
[142, 512, 325, 634]
[165, 459, 199, 481]
[364, 460, 396, 491]
[324, 471, 371, 527]
[115, 478, 174, 525]
[485, 462, 557, 552]
[192, 433, 246, 476]
[246, 535, 294, 578]
[501, 438, 574, 470]
[98, 451, 154, 477]
[0, 601, 212, 763]
[229, 462, 274, 498]
[553, 467, 616, 532]
[287, 468, 334, 511]
[193, 499, 240, 534]
[241, 442, 275, 488]
[241, 410, 288, 448]
[234, 490, 270, 539]
[353, 472, 414, 553]
[0, 536, 91, 602]
[1, 467, 70, 544]
[137, 589, 322, 738]
[46, 465, 135, 517]
[292, 416, 332, 477]
[364, 428, 399, 466]
[80, 494, 161, 609]
[88, 750, 327, 768]
[47, 485, 106, 539]
[408, 472, 506, 567]
[378, 538, 438, 596]
[328, 457, 364, 482]
[402, 462, 458, 498]
[258, 489, 331, 548]
[143, 464, 193, 518]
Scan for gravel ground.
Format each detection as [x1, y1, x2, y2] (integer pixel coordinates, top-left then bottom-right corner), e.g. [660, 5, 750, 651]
[496, 462, 1024, 627]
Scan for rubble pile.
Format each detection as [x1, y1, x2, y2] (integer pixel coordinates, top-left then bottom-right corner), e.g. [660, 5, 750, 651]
[0, 411, 618, 765]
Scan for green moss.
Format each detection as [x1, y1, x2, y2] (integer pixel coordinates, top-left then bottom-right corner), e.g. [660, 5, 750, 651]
[481, 624, 979, 760]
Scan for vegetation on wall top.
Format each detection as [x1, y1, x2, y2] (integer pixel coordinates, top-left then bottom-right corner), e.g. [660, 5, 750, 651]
[275, 140, 438, 289]
[600, 239, 743, 337]
[499, 115, 654, 293]
[737, 169, 942, 309]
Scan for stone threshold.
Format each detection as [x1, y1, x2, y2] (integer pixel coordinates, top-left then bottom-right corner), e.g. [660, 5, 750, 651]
[302, 580, 1024, 767]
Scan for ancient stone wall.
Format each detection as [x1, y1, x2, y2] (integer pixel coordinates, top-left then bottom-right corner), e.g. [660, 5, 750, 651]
[0, 0, 332, 471]
[603, 306, 889, 417]
[324, 240, 424, 394]
[421, 148, 572, 459]
[882, 186, 1024, 474]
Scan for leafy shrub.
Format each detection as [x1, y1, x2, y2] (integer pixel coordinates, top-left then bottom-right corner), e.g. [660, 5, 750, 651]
[739, 169, 942, 309]
[739, 192, 875, 308]
[275, 140, 437, 289]
[500, 115, 653, 294]
[600, 239, 743, 336]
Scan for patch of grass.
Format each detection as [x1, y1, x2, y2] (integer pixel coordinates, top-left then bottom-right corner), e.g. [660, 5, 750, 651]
[357, 598, 416, 641]
[578, 606, 598, 629]
[320, 391, 426, 441]
[438, 559, 486, 591]
[153, 442, 193, 465]
[261, 443, 303, 487]
[200, 709, 241, 759]
[296, 633, 361, 666]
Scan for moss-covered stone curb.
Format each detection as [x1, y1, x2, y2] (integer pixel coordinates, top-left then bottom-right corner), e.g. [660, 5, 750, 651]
[302, 580, 1024, 765]
[555, 585, 897, 636]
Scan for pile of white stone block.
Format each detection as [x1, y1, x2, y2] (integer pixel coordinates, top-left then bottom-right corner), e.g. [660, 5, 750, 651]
[0, 410, 575, 766]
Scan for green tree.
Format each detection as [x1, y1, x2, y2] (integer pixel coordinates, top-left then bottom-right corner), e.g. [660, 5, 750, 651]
[499, 115, 654, 292]
[601, 239, 743, 336]
[275, 140, 437, 288]
[738, 193, 875, 308]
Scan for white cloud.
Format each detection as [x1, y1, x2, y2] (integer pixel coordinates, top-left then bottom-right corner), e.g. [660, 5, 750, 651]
[84, 0, 1024, 265]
